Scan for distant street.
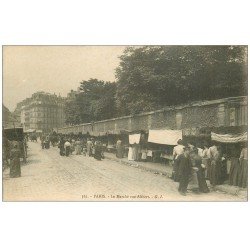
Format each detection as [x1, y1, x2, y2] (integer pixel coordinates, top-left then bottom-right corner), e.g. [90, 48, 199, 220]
[3, 141, 246, 201]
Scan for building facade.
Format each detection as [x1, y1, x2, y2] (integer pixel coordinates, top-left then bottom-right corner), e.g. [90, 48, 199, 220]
[2, 105, 20, 128]
[18, 92, 66, 133]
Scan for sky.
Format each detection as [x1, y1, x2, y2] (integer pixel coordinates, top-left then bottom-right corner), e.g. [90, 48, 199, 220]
[3, 46, 127, 111]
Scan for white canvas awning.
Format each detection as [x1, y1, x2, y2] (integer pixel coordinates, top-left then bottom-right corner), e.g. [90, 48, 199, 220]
[25, 129, 36, 133]
[129, 134, 141, 144]
[211, 132, 247, 143]
[148, 129, 182, 145]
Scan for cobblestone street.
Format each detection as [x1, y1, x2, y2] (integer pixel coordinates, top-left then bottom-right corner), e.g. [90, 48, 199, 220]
[3, 142, 246, 201]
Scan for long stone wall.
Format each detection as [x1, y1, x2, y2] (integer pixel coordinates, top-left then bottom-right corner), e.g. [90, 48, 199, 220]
[58, 96, 247, 135]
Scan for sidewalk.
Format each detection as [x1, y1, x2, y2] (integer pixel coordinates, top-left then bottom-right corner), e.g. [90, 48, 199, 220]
[104, 152, 248, 199]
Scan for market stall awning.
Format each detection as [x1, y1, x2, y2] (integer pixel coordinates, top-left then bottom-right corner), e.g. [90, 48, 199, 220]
[148, 129, 182, 145]
[25, 129, 36, 133]
[129, 134, 141, 144]
[211, 132, 247, 143]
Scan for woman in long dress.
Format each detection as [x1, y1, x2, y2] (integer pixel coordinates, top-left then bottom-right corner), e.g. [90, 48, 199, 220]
[190, 149, 209, 193]
[132, 143, 140, 161]
[58, 138, 65, 156]
[238, 146, 248, 188]
[116, 140, 123, 158]
[9, 142, 21, 178]
[75, 139, 82, 155]
[86, 139, 93, 157]
[228, 146, 240, 186]
[128, 146, 133, 161]
[209, 144, 222, 186]
[132, 144, 137, 161]
[64, 140, 71, 157]
[94, 141, 104, 161]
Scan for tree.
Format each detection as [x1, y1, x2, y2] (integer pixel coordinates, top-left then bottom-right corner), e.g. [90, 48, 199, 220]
[64, 100, 82, 125]
[115, 46, 247, 115]
[65, 79, 117, 124]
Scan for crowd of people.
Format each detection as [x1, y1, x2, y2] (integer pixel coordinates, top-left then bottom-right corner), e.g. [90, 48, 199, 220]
[39, 134, 105, 161]
[172, 139, 248, 195]
[38, 133, 247, 196]
[5, 130, 247, 196]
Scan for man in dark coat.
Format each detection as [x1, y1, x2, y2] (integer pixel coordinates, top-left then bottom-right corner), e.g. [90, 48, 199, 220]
[58, 137, 65, 156]
[176, 147, 193, 196]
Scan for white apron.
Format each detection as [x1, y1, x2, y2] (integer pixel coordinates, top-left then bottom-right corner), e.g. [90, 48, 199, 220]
[128, 147, 134, 161]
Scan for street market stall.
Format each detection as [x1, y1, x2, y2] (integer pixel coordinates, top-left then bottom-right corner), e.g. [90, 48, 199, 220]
[147, 129, 183, 163]
[211, 131, 247, 186]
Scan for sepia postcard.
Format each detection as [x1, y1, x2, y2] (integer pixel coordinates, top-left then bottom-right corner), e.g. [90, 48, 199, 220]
[2, 45, 248, 202]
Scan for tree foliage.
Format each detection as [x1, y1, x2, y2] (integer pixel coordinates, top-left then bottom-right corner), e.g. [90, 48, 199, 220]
[65, 79, 117, 124]
[115, 46, 247, 115]
[65, 46, 247, 124]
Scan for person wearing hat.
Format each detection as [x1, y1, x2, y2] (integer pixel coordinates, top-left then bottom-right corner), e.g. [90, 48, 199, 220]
[9, 141, 21, 178]
[175, 146, 192, 196]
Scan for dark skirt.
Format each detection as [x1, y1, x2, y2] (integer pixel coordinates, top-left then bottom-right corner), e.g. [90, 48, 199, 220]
[202, 158, 211, 179]
[59, 147, 65, 156]
[116, 146, 123, 158]
[94, 149, 103, 160]
[87, 147, 92, 156]
[45, 141, 50, 149]
[210, 159, 222, 186]
[178, 174, 189, 193]
[229, 158, 240, 186]
[173, 160, 180, 182]
[10, 158, 21, 178]
[238, 159, 248, 188]
[197, 169, 209, 193]
[65, 146, 70, 156]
